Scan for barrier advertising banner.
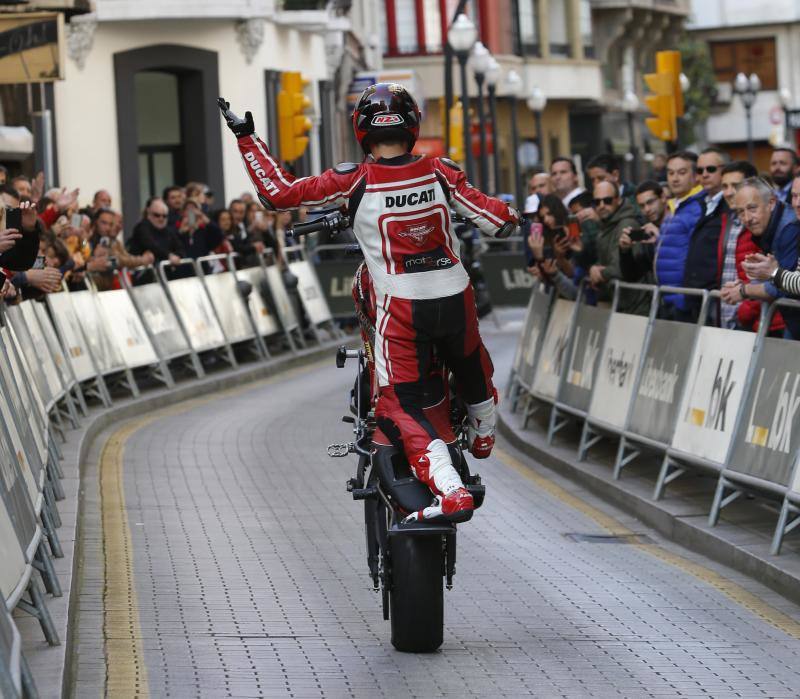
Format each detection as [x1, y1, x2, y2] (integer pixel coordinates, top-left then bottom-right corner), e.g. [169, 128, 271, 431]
[480, 252, 536, 307]
[264, 264, 299, 332]
[558, 305, 610, 414]
[0, 499, 26, 602]
[200, 273, 254, 344]
[289, 260, 332, 325]
[167, 277, 226, 352]
[130, 283, 189, 359]
[235, 268, 280, 337]
[671, 327, 756, 465]
[96, 289, 159, 369]
[512, 292, 536, 376]
[32, 301, 73, 389]
[6, 305, 58, 409]
[46, 294, 95, 381]
[0, 599, 21, 698]
[627, 319, 697, 445]
[67, 291, 125, 374]
[313, 259, 359, 317]
[531, 299, 575, 401]
[0, 410, 37, 555]
[729, 337, 800, 489]
[0, 339, 41, 506]
[587, 312, 648, 430]
[517, 289, 551, 389]
[3, 328, 48, 467]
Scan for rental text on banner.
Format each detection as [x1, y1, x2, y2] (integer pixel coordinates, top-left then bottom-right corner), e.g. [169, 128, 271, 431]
[587, 312, 648, 430]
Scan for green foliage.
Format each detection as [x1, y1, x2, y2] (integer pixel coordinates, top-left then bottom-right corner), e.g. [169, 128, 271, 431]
[678, 35, 717, 146]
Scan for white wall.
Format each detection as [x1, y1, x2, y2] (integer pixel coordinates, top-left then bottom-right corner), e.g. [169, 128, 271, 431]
[54, 17, 327, 211]
[689, 0, 800, 28]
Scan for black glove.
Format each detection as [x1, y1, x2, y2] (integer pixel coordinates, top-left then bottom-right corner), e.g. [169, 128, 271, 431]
[217, 98, 254, 138]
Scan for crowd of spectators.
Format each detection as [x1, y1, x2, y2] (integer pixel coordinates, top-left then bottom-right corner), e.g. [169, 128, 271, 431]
[0, 166, 303, 305]
[523, 146, 800, 338]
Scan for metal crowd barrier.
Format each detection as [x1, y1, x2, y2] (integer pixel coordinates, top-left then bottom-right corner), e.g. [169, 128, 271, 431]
[509, 282, 800, 556]
[477, 236, 534, 307]
[283, 245, 343, 343]
[0, 252, 325, 696]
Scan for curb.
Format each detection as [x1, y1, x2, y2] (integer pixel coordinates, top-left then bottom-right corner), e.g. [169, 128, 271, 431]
[497, 403, 800, 607]
[47, 341, 344, 699]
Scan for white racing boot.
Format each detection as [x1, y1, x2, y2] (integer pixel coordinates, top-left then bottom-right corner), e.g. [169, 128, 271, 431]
[403, 439, 473, 523]
[466, 391, 498, 459]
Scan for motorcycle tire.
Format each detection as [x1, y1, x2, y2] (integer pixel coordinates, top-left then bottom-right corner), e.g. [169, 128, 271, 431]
[389, 534, 444, 653]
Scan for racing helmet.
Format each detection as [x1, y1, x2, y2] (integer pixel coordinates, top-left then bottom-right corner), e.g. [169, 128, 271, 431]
[352, 82, 421, 155]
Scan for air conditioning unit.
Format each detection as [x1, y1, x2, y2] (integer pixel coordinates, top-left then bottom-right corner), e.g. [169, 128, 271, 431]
[715, 81, 732, 105]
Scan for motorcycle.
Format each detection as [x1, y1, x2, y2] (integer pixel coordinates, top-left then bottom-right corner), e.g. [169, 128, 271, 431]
[289, 211, 486, 652]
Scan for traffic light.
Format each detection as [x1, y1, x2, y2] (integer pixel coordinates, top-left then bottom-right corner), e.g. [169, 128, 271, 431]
[449, 99, 464, 162]
[278, 71, 312, 162]
[644, 50, 683, 143]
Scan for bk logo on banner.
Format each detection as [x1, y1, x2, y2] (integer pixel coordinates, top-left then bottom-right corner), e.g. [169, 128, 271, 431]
[682, 357, 735, 432]
[746, 369, 800, 454]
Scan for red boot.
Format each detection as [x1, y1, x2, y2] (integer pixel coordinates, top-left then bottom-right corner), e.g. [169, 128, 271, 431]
[408, 440, 474, 523]
[467, 389, 498, 459]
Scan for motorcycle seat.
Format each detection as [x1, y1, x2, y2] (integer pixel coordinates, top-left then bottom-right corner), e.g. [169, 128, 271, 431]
[372, 443, 485, 514]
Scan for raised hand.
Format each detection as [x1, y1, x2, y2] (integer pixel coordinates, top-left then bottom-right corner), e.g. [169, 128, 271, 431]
[217, 98, 255, 138]
[20, 200, 37, 230]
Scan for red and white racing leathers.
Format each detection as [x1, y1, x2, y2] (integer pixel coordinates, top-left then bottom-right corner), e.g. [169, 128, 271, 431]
[237, 134, 517, 518]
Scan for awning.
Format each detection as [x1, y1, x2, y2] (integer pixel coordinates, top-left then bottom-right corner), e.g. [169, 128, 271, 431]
[0, 126, 34, 160]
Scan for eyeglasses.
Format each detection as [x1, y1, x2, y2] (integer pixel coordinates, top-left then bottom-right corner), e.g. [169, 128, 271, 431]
[592, 196, 615, 206]
[149, 212, 167, 219]
[697, 165, 719, 174]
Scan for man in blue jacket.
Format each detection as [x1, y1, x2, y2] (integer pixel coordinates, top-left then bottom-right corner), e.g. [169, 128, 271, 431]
[721, 177, 800, 338]
[655, 151, 704, 319]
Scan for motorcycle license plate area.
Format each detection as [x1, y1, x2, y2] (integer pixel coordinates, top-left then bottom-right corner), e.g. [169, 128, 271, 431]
[389, 520, 455, 536]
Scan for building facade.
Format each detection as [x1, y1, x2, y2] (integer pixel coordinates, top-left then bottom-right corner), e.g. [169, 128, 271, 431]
[589, 0, 689, 165]
[688, 0, 800, 171]
[0, 0, 381, 224]
[378, 0, 603, 198]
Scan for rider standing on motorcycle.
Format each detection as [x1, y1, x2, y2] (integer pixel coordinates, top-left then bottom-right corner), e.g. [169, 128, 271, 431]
[219, 83, 518, 522]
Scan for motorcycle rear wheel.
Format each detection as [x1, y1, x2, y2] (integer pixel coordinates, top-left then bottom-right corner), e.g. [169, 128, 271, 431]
[389, 535, 444, 652]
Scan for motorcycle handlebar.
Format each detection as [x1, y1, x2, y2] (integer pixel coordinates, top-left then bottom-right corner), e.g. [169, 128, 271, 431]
[289, 211, 350, 238]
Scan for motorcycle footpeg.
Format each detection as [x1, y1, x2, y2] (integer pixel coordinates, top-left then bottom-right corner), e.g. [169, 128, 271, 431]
[327, 443, 351, 458]
[336, 346, 362, 368]
[351, 485, 377, 501]
[335, 346, 348, 368]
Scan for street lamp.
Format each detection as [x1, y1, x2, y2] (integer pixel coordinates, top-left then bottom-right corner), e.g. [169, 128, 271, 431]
[448, 14, 478, 183]
[471, 41, 491, 191]
[780, 88, 796, 147]
[506, 69, 523, 208]
[622, 89, 640, 182]
[527, 86, 547, 168]
[733, 71, 761, 163]
[485, 57, 502, 194]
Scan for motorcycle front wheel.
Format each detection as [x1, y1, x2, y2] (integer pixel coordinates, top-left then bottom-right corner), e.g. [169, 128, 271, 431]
[389, 534, 444, 652]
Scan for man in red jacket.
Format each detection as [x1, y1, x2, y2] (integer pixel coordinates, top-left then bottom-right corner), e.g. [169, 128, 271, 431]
[219, 84, 518, 522]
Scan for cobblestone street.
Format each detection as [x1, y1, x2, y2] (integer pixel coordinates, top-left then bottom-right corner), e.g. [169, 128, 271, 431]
[70, 324, 800, 698]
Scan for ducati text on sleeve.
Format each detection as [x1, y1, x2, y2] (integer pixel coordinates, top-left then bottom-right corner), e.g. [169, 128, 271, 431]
[244, 152, 280, 196]
[385, 188, 435, 208]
